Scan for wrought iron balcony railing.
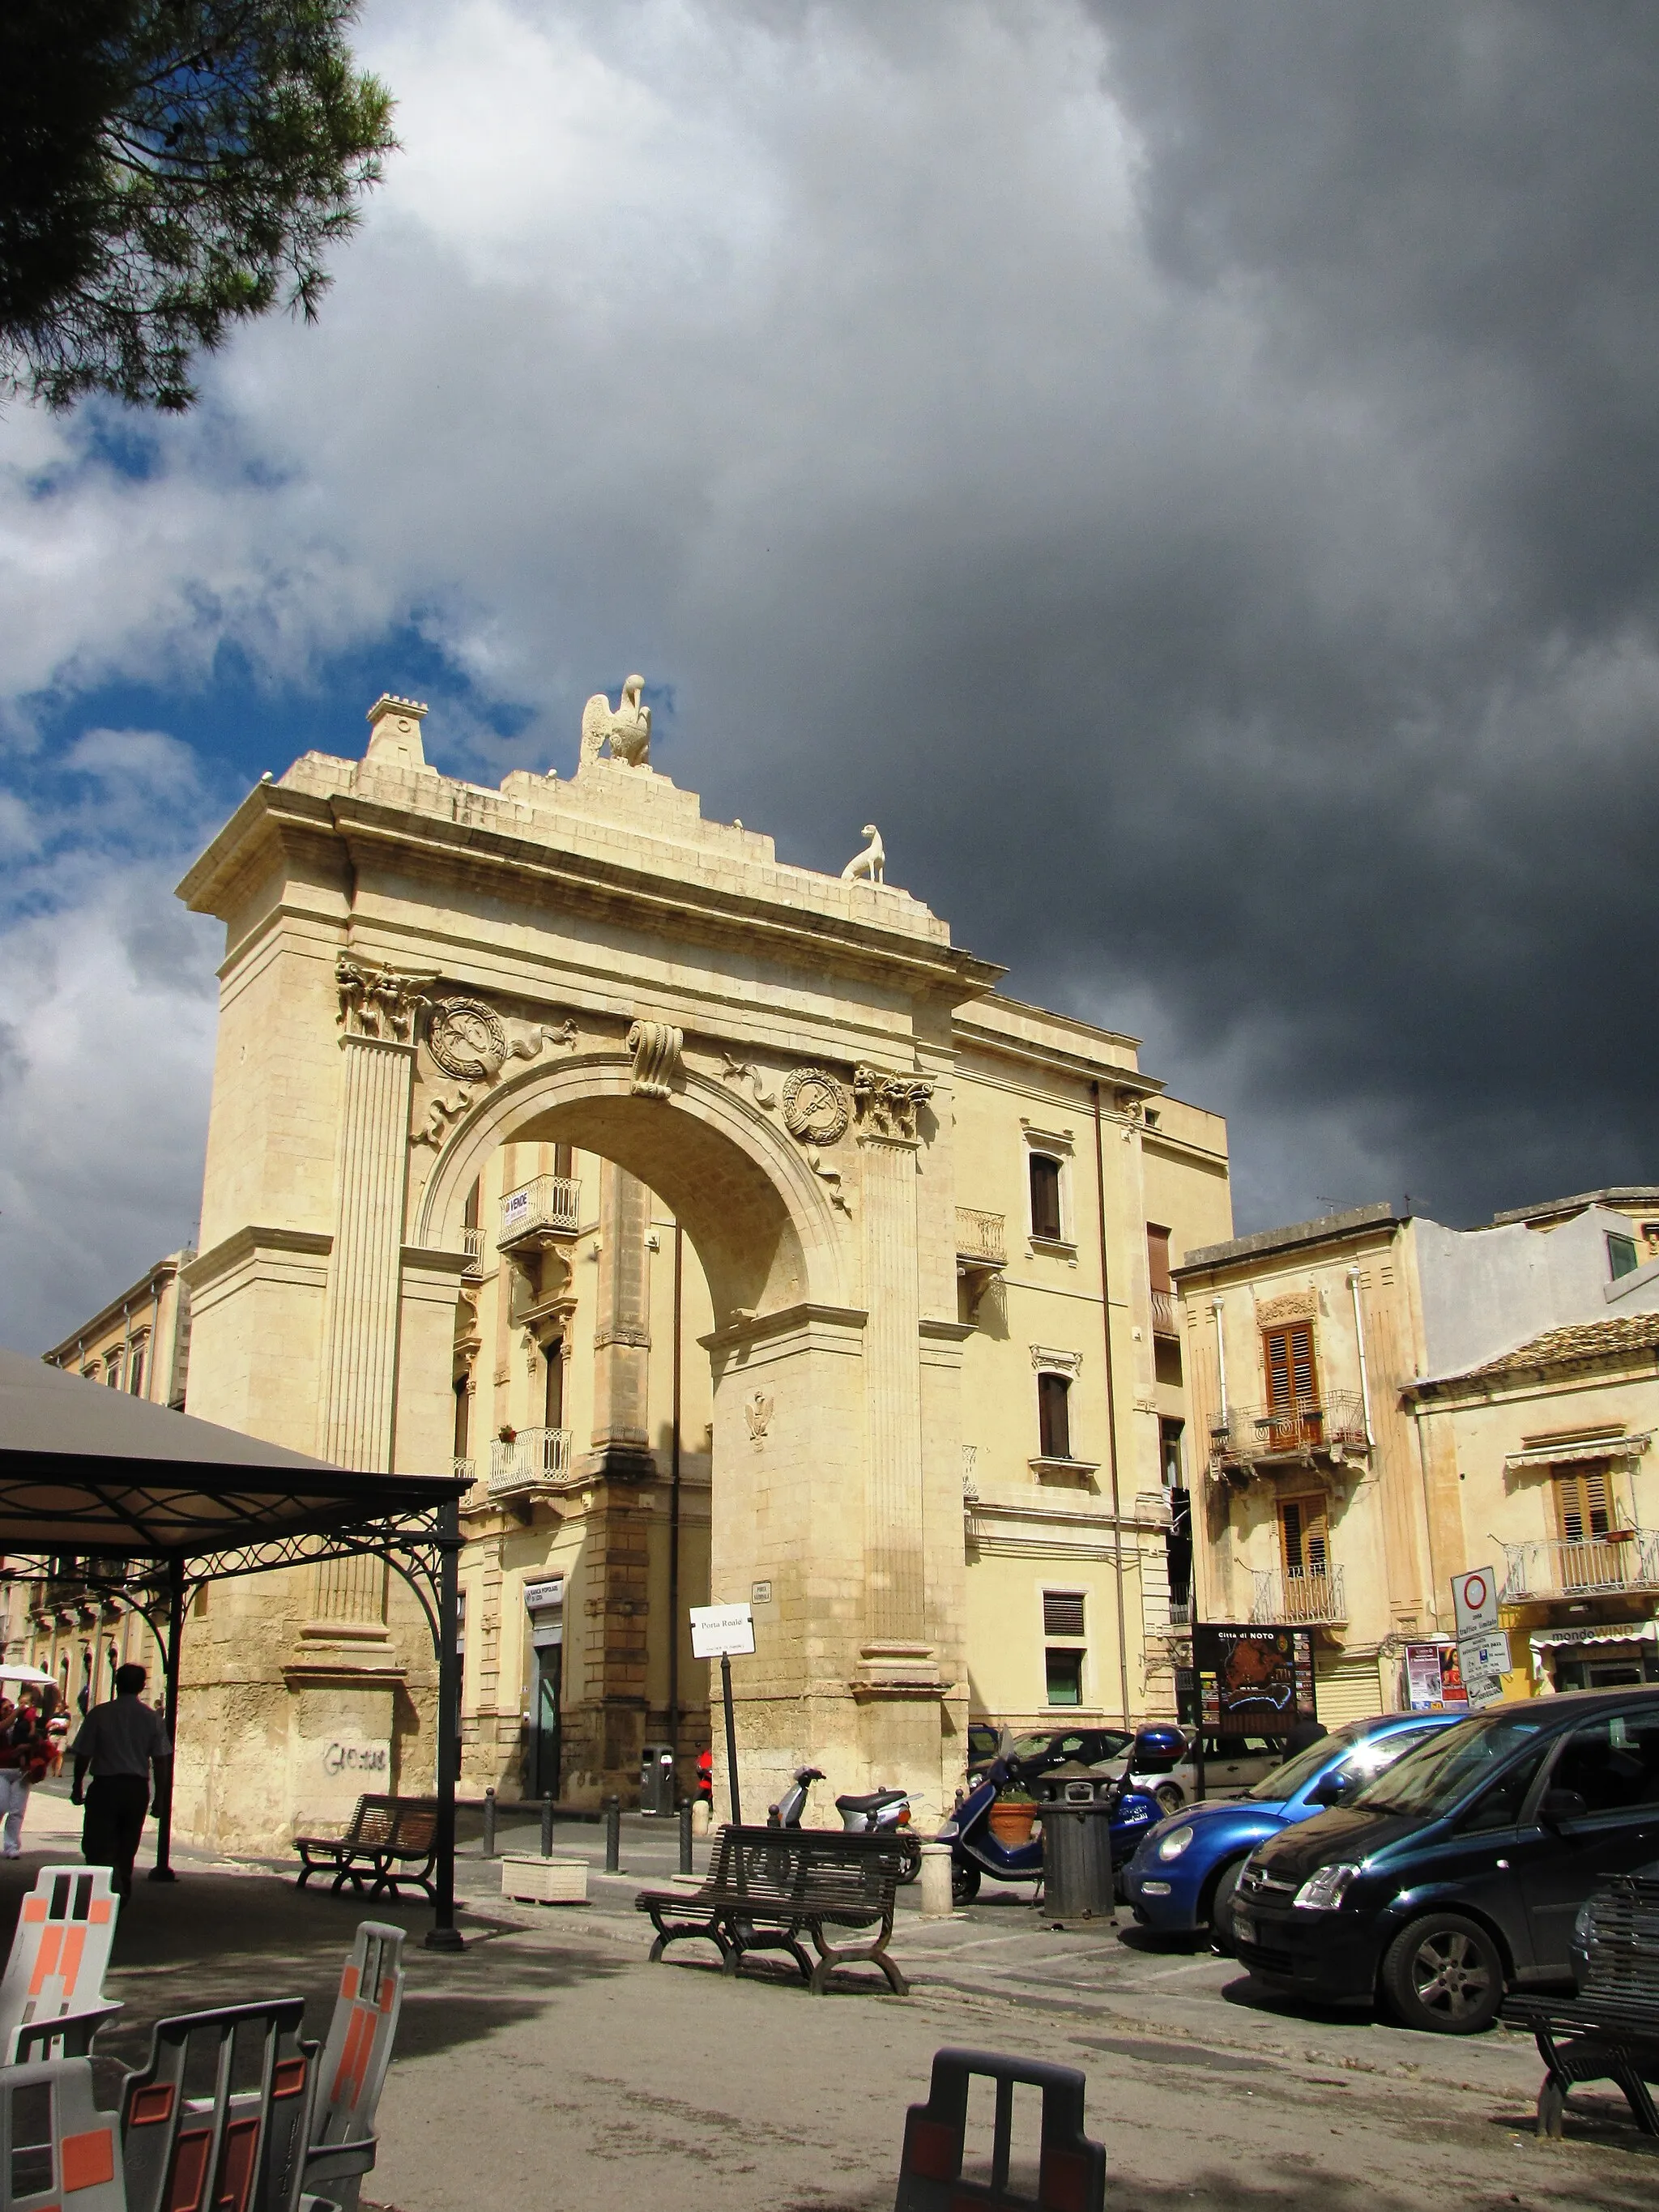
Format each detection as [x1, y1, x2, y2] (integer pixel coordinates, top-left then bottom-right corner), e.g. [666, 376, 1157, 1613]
[1150, 1286, 1179, 1337]
[955, 1208, 1007, 1265]
[489, 1426, 574, 1494]
[1209, 1391, 1368, 1470]
[1499, 1529, 1659, 1603]
[461, 1227, 485, 1277]
[1250, 1566, 1348, 1626]
[497, 1175, 582, 1248]
[453, 1458, 476, 1486]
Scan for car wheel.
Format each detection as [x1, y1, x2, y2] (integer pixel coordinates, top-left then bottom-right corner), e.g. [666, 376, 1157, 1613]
[1154, 1782, 1184, 1816]
[1207, 1859, 1244, 1954]
[952, 1858, 982, 1907]
[1380, 1912, 1503, 2035]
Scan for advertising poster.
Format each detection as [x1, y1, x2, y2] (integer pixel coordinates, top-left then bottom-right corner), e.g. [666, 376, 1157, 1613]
[1189, 1625, 1317, 1733]
[1405, 1643, 1446, 1710]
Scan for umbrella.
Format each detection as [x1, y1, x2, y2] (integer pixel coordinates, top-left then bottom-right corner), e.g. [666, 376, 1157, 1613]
[0, 1666, 53, 1685]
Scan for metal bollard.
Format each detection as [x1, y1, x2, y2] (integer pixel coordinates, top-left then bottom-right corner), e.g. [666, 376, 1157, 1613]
[482, 1787, 497, 1859]
[603, 1794, 621, 1873]
[540, 1796, 554, 1858]
[678, 1797, 693, 1875]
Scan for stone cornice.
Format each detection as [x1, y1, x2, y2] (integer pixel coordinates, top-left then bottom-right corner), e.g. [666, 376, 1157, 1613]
[183, 1223, 333, 1294]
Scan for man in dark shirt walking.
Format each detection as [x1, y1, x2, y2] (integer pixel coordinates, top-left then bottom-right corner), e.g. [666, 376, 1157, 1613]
[70, 1664, 172, 1899]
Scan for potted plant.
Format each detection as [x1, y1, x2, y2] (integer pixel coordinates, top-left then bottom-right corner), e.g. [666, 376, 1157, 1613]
[497, 1423, 518, 1445]
[986, 1784, 1038, 1847]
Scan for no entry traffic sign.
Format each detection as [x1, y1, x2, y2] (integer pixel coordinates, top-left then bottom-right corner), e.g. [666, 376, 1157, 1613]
[1452, 1567, 1499, 1638]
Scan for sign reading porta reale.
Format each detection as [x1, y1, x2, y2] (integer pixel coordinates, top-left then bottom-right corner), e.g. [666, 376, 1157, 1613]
[689, 1602, 755, 1659]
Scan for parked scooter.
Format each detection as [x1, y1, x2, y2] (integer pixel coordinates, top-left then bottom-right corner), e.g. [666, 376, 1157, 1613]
[767, 1766, 920, 1880]
[937, 1745, 1161, 1907]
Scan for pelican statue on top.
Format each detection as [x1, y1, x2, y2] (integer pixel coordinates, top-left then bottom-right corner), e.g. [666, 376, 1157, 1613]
[580, 676, 651, 768]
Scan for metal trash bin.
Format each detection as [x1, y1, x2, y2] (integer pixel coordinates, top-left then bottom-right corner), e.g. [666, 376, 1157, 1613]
[639, 1742, 676, 1816]
[1033, 1758, 1111, 1805]
[1039, 1801, 1116, 1923]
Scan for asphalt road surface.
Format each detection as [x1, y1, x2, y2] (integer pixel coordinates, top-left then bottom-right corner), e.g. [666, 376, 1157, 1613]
[6, 1793, 1654, 2212]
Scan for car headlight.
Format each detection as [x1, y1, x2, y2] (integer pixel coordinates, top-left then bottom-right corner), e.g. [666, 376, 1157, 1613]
[1156, 1826, 1196, 1862]
[1293, 1861, 1359, 1912]
[1571, 1897, 1595, 1951]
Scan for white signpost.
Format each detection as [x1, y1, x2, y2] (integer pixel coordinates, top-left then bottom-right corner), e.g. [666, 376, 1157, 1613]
[1452, 1567, 1505, 1708]
[689, 1603, 754, 1824]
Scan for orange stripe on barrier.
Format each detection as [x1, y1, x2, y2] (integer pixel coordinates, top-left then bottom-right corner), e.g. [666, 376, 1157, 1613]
[165, 2128, 211, 2212]
[22, 1898, 45, 1923]
[88, 1902, 111, 1926]
[61, 2127, 115, 2193]
[220, 2116, 260, 2212]
[272, 2058, 307, 2100]
[129, 2084, 175, 2127]
[331, 2005, 373, 2107]
[58, 1927, 86, 1996]
[29, 1927, 62, 1997]
[340, 1965, 358, 2001]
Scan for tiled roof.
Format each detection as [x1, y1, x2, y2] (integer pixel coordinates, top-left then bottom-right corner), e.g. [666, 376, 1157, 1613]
[1441, 1311, 1659, 1386]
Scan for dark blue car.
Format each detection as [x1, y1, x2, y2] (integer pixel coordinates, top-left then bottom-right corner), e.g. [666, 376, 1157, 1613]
[1122, 1711, 1463, 1940]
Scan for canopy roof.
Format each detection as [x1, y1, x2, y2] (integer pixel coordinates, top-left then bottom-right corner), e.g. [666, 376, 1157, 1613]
[0, 1346, 464, 1556]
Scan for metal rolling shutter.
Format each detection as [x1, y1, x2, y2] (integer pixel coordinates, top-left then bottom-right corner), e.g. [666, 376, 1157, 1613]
[1314, 1655, 1384, 1726]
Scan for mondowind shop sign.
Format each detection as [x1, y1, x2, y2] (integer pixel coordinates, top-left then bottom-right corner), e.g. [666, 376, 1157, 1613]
[1192, 1625, 1316, 1732]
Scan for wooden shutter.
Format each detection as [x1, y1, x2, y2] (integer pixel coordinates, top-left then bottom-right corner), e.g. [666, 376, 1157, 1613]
[1146, 1225, 1172, 1294]
[1262, 1323, 1317, 1409]
[1037, 1372, 1072, 1460]
[1030, 1154, 1063, 1241]
[1043, 1591, 1085, 1638]
[1279, 1496, 1328, 1579]
[1556, 1464, 1613, 1544]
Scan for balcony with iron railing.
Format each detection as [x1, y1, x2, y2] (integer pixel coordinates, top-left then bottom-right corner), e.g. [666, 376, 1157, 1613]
[1209, 1391, 1368, 1473]
[1150, 1286, 1179, 1338]
[1250, 1565, 1348, 1626]
[460, 1227, 486, 1278]
[489, 1426, 575, 1496]
[497, 1175, 581, 1249]
[1499, 1529, 1659, 1604]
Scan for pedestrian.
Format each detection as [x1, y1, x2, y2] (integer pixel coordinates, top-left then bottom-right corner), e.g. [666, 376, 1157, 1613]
[70, 1664, 171, 1899]
[0, 1694, 50, 1857]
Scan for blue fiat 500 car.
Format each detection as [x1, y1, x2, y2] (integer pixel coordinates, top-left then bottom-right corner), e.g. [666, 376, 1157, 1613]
[1122, 1711, 1465, 1941]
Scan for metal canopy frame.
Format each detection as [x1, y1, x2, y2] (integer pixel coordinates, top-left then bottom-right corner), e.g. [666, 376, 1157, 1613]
[0, 1456, 467, 1952]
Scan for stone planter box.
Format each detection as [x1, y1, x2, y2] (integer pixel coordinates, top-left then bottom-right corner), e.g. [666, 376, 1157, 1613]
[501, 1855, 587, 1905]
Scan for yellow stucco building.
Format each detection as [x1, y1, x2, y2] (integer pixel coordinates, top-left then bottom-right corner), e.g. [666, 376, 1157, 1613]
[1175, 1189, 1659, 1723]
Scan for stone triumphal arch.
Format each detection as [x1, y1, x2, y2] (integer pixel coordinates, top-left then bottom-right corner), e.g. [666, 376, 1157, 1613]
[173, 687, 1231, 1852]
[177, 691, 1009, 1842]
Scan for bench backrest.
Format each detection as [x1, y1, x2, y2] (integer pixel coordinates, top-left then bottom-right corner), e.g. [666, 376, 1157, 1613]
[895, 2048, 1106, 2212]
[119, 2000, 317, 2212]
[342, 1798, 437, 1858]
[718, 1826, 915, 1913]
[0, 2055, 125, 2212]
[313, 1923, 405, 2153]
[0, 1868, 119, 2061]
[1580, 1870, 1659, 2008]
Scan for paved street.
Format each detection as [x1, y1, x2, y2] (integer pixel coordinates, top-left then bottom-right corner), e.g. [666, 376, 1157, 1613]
[5, 1789, 1655, 2212]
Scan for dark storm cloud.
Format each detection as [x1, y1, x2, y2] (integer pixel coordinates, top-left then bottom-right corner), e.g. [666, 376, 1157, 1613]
[684, 1, 1659, 1234]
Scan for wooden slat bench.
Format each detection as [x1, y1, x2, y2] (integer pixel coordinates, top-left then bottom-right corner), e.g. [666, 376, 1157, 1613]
[295, 1795, 440, 1903]
[1503, 1866, 1659, 2137]
[635, 1825, 920, 1995]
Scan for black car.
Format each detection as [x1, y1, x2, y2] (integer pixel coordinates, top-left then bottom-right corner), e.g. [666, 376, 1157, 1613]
[1230, 1688, 1659, 2033]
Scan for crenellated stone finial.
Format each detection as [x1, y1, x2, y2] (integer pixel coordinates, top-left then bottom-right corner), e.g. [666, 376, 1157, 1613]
[365, 694, 430, 769]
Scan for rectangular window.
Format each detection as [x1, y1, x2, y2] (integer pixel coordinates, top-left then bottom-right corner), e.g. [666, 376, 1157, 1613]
[1279, 1495, 1329, 1580]
[1262, 1322, 1316, 1409]
[1556, 1464, 1613, 1545]
[554, 1141, 574, 1182]
[1607, 1231, 1639, 1280]
[544, 1338, 565, 1430]
[1146, 1225, 1172, 1294]
[1029, 1153, 1063, 1241]
[1045, 1649, 1083, 1707]
[1043, 1590, 1085, 1638]
[127, 1347, 146, 1397]
[104, 1359, 122, 1387]
[1037, 1371, 1072, 1460]
[1158, 1417, 1184, 1490]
